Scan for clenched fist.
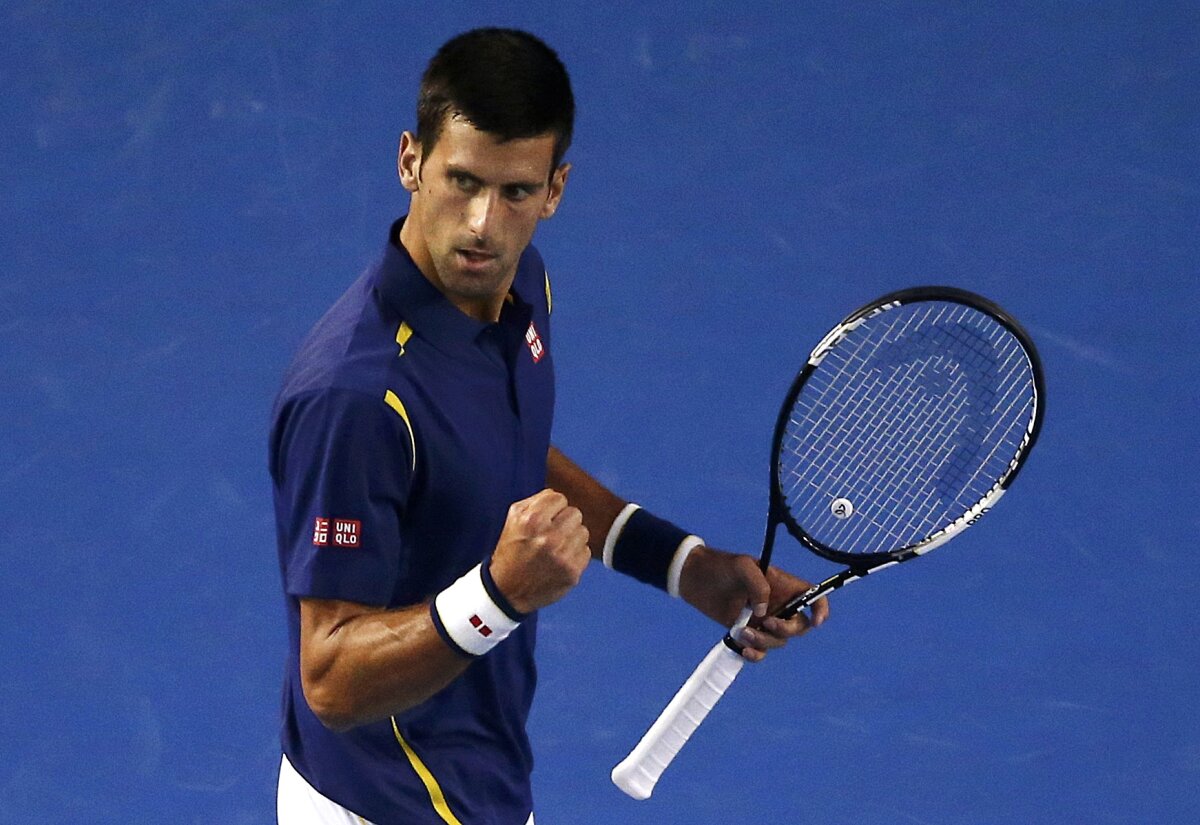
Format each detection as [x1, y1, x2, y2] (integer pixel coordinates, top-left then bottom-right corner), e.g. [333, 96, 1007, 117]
[488, 489, 591, 614]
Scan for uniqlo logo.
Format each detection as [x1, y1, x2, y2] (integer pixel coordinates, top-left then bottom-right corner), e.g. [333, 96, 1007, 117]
[313, 517, 362, 548]
[312, 518, 330, 546]
[525, 322, 545, 363]
[469, 614, 493, 637]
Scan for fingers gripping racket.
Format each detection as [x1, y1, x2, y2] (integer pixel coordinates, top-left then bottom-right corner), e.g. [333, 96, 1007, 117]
[612, 286, 1045, 799]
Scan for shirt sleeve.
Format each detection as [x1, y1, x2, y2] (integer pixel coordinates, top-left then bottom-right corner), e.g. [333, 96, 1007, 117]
[272, 387, 415, 606]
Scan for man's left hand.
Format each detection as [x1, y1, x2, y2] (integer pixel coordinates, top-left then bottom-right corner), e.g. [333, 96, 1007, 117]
[677, 545, 829, 663]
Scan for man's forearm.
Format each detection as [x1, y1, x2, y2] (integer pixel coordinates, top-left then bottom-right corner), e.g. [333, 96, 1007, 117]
[546, 446, 625, 560]
[300, 597, 471, 731]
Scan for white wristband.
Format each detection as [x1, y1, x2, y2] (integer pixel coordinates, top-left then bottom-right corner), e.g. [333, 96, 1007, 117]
[602, 502, 642, 570]
[433, 564, 521, 656]
[667, 535, 704, 598]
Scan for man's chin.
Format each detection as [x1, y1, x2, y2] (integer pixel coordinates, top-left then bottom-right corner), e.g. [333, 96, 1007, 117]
[447, 258, 512, 292]
[436, 270, 512, 317]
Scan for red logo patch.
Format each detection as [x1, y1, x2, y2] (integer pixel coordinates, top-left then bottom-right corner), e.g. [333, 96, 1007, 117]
[313, 517, 362, 548]
[525, 322, 545, 363]
[469, 615, 493, 637]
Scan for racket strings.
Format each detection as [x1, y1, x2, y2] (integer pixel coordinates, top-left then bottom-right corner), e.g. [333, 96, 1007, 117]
[838, 362, 974, 553]
[792, 373, 966, 552]
[823, 311, 1023, 548]
[787, 352, 964, 552]
[951, 335, 1039, 493]
[783, 304, 939, 500]
[778, 301, 1036, 556]
[784, 303, 966, 551]
[796, 307, 1031, 552]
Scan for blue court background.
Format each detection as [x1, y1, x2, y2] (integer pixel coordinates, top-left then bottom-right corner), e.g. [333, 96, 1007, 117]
[2, 2, 1197, 823]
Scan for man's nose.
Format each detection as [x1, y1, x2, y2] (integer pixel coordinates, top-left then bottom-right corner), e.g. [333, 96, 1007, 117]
[466, 190, 498, 239]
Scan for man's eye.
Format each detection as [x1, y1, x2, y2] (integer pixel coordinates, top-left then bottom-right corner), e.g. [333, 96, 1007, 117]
[503, 185, 533, 202]
[450, 173, 478, 192]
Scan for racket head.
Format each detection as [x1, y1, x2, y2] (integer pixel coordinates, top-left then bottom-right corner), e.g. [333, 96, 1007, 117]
[768, 286, 1044, 569]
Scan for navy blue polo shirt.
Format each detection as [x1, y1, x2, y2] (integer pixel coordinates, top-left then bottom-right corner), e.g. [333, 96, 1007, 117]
[269, 219, 555, 825]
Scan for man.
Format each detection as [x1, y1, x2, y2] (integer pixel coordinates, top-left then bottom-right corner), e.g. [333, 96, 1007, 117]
[271, 28, 828, 825]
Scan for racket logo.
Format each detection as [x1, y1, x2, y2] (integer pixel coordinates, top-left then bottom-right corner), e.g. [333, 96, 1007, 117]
[831, 498, 854, 519]
[966, 506, 992, 527]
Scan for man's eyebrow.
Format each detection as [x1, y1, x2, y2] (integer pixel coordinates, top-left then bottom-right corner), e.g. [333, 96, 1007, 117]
[445, 164, 545, 190]
[508, 178, 547, 192]
[445, 165, 483, 183]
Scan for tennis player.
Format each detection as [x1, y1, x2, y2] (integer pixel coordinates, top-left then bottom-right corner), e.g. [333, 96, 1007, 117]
[270, 27, 828, 825]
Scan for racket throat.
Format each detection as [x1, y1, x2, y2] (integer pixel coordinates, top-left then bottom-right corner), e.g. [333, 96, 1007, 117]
[758, 507, 784, 572]
[777, 565, 879, 619]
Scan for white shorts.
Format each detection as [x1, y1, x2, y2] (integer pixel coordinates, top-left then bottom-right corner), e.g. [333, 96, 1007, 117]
[277, 755, 535, 825]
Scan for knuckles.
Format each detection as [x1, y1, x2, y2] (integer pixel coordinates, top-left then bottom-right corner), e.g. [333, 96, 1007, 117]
[508, 490, 571, 534]
[496, 492, 591, 608]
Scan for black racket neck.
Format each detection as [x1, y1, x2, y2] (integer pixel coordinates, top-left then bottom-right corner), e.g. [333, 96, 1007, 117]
[759, 501, 783, 573]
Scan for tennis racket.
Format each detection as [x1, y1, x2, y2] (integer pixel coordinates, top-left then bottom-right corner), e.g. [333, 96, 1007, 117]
[611, 286, 1045, 800]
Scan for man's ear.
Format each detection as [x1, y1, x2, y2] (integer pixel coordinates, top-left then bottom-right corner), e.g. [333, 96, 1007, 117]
[398, 131, 421, 192]
[540, 162, 571, 220]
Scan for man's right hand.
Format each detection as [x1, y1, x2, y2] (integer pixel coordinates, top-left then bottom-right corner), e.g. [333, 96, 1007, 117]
[488, 489, 591, 614]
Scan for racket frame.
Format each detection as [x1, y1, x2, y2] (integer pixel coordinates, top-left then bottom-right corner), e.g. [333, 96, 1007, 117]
[756, 286, 1044, 621]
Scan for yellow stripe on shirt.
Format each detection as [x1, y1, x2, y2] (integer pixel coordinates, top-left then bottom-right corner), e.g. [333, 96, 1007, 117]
[395, 322, 413, 354]
[391, 718, 465, 825]
[383, 390, 417, 473]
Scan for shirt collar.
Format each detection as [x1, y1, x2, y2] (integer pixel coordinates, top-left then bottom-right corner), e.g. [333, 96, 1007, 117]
[375, 218, 532, 355]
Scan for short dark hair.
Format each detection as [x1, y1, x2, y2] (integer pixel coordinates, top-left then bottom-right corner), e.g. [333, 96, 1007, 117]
[416, 28, 575, 176]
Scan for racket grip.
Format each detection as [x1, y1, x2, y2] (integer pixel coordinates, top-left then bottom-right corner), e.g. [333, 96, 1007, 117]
[611, 639, 746, 799]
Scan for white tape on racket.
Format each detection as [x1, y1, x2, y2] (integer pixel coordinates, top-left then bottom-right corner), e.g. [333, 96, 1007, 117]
[611, 607, 753, 799]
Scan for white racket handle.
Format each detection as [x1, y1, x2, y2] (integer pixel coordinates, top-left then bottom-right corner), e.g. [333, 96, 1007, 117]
[611, 636, 747, 799]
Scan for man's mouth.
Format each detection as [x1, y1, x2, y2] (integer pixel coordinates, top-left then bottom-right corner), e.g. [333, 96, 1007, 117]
[457, 248, 497, 267]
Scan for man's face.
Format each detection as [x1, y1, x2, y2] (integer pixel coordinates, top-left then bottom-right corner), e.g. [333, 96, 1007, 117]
[398, 115, 569, 321]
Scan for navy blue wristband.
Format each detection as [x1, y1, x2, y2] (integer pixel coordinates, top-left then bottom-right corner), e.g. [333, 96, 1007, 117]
[605, 506, 698, 593]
